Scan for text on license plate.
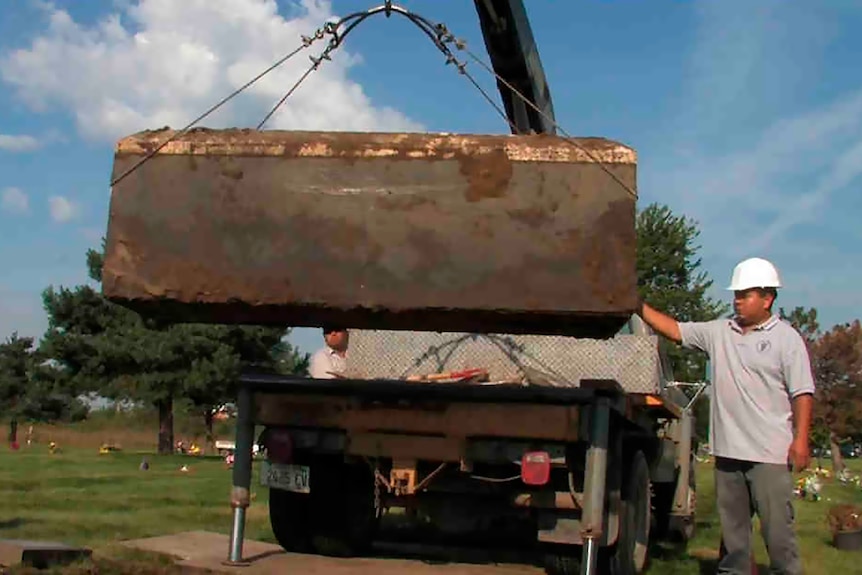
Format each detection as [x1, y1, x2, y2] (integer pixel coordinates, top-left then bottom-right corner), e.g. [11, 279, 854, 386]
[261, 461, 310, 494]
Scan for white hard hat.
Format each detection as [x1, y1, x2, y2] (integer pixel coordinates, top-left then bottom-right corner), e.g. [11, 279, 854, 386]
[727, 257, 782, 291]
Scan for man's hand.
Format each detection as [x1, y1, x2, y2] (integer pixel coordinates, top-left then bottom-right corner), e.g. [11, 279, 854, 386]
[788, 437, 811, 472]
[639, 302, 682, 343]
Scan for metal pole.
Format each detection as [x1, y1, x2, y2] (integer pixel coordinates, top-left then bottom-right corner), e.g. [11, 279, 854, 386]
[224, 385, 255, 566]
[581, 397, 610, 575]
[672, 411, 693, 513]
[228, 507, 247, 562]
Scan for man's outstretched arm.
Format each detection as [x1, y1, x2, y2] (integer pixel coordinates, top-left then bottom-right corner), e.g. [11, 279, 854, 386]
[638, 301, 682, 344]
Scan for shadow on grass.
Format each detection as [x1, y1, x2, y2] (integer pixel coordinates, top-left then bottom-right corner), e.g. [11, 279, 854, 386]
[370, 528, 545, 568]
[650, 540, 773, 575]
[0, 517, 30, 530]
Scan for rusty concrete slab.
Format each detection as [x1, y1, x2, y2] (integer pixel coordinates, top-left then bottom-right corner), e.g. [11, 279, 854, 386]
[102, 129, 638, 337]
[0, 539, 91, 569]
[122, 530, 543, 574]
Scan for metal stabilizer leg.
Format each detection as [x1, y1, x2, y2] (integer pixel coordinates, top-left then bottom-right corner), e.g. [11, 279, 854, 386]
[580, 397, 610, 575]
[227, 507, 248, 565]
[224, 386, 255, 567]
[671, 410, 694, 516]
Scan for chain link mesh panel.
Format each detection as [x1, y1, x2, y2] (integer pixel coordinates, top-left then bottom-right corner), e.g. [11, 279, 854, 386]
[345, 330, 664, 394]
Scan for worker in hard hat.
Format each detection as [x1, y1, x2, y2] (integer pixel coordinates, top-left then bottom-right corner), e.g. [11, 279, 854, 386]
[638, 257, 814, 575]
[308, 325, 349, 379]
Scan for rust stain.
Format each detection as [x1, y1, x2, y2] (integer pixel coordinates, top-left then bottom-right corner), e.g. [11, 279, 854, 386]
[564, 229, 582, 249]
[406, 228, 447, 270]
[472, 217, 495, 239]
[374, 193, 434, 211]
[508, 206, 552, 228]
[218, 158, 244, 180]
[580, 198, 637, 306]
[459, 149, 512, 202]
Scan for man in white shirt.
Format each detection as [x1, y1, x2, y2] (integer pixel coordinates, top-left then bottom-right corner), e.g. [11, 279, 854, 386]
[308, 326, 349, 379]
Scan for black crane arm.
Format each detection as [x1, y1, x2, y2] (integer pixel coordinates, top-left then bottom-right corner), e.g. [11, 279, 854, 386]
[472, 0, 556, 135]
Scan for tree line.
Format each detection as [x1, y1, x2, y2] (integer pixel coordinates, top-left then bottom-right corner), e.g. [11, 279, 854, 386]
[1, 244, 309, 454]
[1, 203, 859, 460]
[780, 307, 862, 472]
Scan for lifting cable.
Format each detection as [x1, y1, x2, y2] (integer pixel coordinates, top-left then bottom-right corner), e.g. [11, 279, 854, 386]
[109, 2, 638, 200]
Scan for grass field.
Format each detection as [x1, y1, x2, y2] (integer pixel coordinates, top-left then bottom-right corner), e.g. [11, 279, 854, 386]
[2, 429, 862, 574]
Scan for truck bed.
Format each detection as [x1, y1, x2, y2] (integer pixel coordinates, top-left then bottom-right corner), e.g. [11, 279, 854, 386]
[242, 371, 623, 405]
[242, 371, 678, 450]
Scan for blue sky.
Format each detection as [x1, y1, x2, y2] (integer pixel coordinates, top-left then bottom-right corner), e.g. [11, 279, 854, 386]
[1, 0, 859, 358]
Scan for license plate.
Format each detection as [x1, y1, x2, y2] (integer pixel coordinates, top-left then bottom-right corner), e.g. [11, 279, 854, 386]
[261, 461, 310, 494]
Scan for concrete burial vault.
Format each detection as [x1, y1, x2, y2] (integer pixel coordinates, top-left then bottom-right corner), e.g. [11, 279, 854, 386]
[102, 129, 638, 338]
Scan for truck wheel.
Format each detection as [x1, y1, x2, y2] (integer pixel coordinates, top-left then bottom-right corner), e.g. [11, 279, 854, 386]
[269, 487, 313, 553]
[544, 548, 581, 575]
[309, 457, 378, 557]
[605, 450, 651, 575]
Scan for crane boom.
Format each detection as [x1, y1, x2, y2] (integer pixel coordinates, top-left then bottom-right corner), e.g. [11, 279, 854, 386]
[472, 0, 556, 135]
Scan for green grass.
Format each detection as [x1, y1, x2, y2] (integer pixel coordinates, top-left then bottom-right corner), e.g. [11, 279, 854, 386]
[0, 447, 274, 548]
[2, 444, 862, 574]
[647, 458, 862, 574]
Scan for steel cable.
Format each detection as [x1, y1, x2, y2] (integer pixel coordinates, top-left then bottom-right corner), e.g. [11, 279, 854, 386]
[110, 3, 637, 200]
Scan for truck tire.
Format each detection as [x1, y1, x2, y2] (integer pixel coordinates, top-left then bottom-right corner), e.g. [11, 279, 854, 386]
[605, 450, 651, 575]
[308, 456, 378, 558]
[268, 454, 377, 556]
[269, 487, 313, 553]
[544, 551, 581, 575]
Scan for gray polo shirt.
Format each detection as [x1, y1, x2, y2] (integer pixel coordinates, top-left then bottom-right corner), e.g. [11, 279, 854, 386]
[679, 315, 815, 465]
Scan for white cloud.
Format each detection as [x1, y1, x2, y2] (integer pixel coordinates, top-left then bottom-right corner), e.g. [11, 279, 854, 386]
[0, 0, 422, 142]
[646, 87, 862, 274]
[1, 187, 30, 214]
[644, 0, 862, 260]
[0, 134, 41, 152]
[48, 195, 79, 222]
[676, 0, 831, 145]
[747, 134, 862, 253]
[635, 1, 862, 329]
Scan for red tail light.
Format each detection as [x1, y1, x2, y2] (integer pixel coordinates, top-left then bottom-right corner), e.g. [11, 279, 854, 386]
[262, 428, 294, 463]
[521, 451, 551, 485]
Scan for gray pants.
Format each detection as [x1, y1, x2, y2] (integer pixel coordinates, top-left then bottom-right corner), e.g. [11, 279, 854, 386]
[715, 457, 801, 575]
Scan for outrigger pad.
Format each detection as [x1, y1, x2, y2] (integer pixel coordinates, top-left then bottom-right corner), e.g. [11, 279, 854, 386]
[102, 129, 638, 338]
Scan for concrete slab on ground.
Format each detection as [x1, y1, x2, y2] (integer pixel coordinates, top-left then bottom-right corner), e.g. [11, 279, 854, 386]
[123, 531, 543, 574]
[0, 539, 92, 569]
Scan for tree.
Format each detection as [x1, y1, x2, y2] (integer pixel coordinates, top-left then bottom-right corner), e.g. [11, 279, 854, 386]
[782, 307, 862, 473]
[182, 325, 307, 451]
[0, 333, 33, 443]
[811, 320, 862, 473]
[0, 334, 84, 443]
[780, 306, 819, 344]
[41, 245, 307, 454]
[636, 203, 729, 382]
[18, 359, 88, 423]
[636, 203, 729, 444]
